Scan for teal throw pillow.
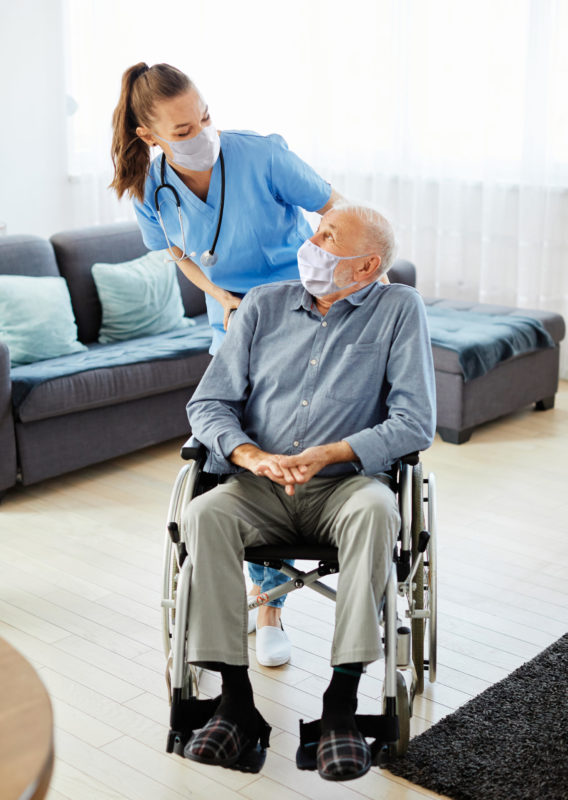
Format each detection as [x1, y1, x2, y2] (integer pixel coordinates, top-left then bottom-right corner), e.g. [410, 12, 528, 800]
[92, 251, 193, 343]
[0, 275, 86, 367]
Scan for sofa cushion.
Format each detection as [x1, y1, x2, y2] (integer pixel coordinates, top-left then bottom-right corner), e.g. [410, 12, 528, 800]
[92, 252, 193, 342]
[0, 234, 60, 278]
[15, 351, 211, 423]
[51, 223, 207, 343]
[11, 318, 212, 422]
[424, 298, 565, 376]
[0, 275, 87, 366]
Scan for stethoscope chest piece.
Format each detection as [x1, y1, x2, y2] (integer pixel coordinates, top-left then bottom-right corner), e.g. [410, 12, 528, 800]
[200, 250, 218, 267]
[154, 150, 225, 268]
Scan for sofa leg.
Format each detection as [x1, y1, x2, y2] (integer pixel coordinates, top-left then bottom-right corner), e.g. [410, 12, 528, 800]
[535, 396, 555, 411]
[437, 425, 474, 444]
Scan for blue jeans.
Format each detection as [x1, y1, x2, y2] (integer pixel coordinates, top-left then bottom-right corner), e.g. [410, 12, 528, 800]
[248, 560, 294, 608]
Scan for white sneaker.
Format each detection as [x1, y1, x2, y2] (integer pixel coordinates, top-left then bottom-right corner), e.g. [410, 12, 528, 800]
[255, 623, 291, 667]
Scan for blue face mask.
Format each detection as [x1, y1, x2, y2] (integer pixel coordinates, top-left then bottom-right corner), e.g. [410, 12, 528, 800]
[154, 124, 220, 171]
[297, 239, 370, 297]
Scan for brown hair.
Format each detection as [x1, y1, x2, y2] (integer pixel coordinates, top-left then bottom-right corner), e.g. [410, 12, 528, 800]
[110, 62, 194, 202]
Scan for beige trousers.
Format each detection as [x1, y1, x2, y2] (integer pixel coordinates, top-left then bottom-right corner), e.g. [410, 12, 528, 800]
[181, 471, 400, 667]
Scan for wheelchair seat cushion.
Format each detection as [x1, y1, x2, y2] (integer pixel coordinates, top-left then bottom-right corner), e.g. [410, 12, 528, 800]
[317, 729, 372, 782]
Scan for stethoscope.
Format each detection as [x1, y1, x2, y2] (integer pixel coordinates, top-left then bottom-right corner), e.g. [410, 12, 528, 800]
[154, 150, 225, 268]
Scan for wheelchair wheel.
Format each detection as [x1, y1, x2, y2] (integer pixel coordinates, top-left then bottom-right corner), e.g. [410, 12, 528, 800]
[162, 462, 194, 656]
[426, 472, 438, 683]
[162, 459, 201, 694]
[382, 671, 410, 759]
[411, 462, 425, 695]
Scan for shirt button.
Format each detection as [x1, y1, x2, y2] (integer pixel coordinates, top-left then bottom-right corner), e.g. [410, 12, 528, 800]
[310, 359, 318, 366]
[301, 400, 308, 406]
[293, 440, 300, 447]
[322, 321, 328, 327]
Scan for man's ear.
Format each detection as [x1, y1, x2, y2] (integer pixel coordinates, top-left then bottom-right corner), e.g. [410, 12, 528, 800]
[355, 254, 381, 279]
[136, 126, 157, 147]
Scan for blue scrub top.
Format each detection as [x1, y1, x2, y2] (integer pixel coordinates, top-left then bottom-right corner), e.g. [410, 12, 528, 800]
[133, 130, 331, 352]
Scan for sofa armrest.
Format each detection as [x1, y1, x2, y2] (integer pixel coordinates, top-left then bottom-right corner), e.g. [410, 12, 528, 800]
[0, 341, 18, 493]
[389, 259, 416, 288]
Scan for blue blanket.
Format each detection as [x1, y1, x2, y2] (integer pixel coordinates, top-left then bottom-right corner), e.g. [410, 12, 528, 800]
[11, 314, 213, 409]
[426, 307, 555, 381]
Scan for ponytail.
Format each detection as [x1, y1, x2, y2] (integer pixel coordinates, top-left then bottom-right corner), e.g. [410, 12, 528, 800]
[110, 62, 193, 203]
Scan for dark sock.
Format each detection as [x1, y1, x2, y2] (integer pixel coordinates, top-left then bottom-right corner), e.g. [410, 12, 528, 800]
[321, 663, 363, 735]
[216, 664, 258, 740]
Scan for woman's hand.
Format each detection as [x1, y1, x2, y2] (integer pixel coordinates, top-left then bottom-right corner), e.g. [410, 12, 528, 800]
[220, 291, 242, 330]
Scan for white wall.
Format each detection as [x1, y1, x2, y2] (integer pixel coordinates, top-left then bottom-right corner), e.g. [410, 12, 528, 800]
[0, 0, 73, 237]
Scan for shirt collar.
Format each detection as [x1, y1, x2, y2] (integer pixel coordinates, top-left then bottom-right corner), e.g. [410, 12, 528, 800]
[290, 281, 379, 312]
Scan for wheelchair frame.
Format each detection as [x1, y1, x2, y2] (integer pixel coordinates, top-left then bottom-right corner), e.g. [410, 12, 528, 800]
[161, 441, 437, 764]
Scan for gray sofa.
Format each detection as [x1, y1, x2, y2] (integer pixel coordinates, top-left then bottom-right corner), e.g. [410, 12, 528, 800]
[423, 297, 565, 443]
[0, 223, 211, 494]
[0, 221, 564, 496]
[0, 222, 415, 495]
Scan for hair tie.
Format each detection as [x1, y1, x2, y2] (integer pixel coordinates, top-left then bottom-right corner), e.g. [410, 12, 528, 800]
[136, 64, 150, 81]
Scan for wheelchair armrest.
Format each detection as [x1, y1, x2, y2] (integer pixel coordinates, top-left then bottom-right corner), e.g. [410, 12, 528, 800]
[180, 438, 207, 462]
[399, 452, 420, 466]
[181, 441, 419, 466]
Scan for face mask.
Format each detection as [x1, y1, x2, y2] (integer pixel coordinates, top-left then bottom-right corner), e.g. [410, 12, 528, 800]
[297, 239, 370, 297]
[155, 124, 220, 171]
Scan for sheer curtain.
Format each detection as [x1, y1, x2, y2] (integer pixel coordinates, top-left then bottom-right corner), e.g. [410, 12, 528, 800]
[64, 0, 568, 375]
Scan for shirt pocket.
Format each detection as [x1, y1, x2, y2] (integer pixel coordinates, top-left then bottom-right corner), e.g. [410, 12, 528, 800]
[326, 342, 384, 403]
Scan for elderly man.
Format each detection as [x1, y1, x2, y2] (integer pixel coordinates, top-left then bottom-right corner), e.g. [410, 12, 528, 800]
[182, 205, 436, 781]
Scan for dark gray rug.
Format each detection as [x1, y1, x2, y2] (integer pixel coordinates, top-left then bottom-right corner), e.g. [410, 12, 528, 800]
[387, 634, 568, 800]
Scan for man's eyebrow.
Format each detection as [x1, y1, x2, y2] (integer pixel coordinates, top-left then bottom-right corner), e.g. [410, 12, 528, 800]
[326, 223, 342, 239]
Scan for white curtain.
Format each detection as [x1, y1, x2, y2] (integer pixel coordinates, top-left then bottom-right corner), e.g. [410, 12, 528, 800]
[64, 0, 568, 375]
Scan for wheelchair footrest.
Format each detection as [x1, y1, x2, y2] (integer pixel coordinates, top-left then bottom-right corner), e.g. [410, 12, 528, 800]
[167, 694, 271, 774]
[296, 714, 400, 770]
[166, 694, 222, 755]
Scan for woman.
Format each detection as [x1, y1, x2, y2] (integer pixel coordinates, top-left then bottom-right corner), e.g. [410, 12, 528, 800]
[110, 62, 341, 668]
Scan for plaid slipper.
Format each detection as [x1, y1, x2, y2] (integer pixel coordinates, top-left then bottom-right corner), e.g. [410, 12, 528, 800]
[184, 714, 250, 767]
[316, 729, 372, 781]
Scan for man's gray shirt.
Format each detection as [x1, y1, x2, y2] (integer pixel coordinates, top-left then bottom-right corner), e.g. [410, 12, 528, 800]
[187, 280, 436, 476]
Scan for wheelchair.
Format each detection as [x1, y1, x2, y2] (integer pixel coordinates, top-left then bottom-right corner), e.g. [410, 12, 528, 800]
[161, 439, 437, 771]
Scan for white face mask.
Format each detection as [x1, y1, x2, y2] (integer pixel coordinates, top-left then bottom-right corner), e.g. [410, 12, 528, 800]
[297, 239, 370, 297]
[155, 124, 220, 171]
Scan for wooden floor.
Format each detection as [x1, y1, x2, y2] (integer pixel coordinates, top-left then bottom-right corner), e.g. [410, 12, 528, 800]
[1, 382, 567, 800]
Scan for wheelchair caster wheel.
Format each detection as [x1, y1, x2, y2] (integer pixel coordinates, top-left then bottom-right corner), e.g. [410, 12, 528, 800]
[382, 671, 411, 759]
[375, 744, 390, 767]
[166, 729, 186, 756]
